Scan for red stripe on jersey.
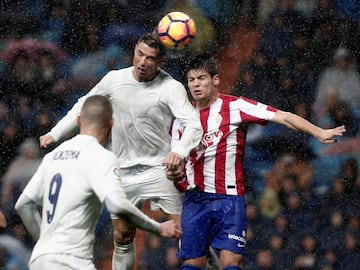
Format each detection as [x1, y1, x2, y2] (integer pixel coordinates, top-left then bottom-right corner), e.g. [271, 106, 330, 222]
[240, 110, 267, 125]
[174, 177, 189, 192]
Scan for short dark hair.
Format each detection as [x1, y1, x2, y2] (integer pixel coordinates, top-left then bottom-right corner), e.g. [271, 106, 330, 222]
[186, 54, 218, 77]
[137, 32, 166, 58]
[81, 95, 113, 128]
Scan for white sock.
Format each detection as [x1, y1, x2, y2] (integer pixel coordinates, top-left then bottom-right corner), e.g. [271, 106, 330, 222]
[112, 241, 135, 270]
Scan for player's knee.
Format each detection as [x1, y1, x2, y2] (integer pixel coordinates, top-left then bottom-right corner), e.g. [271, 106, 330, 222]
[113, 227, 136, 245]
[220, 252, 243, 268]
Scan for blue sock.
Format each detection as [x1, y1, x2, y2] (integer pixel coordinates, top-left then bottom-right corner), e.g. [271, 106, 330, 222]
[182, 264, 204, 270]
[223, 266, 242, 270]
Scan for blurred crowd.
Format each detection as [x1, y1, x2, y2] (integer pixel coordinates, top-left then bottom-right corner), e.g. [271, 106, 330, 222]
[0, 0, 359, 269]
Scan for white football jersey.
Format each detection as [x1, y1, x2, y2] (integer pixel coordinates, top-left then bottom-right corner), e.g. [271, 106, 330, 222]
[22, 135, 125, 263]
[48, 67, 202, 167]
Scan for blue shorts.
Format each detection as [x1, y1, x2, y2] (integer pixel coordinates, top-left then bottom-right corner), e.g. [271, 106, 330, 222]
[178, 188, 247, 260]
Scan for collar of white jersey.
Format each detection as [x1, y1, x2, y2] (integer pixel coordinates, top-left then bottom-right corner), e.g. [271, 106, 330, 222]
[75, 134, 99, 144]
[131, 67, 167, 85]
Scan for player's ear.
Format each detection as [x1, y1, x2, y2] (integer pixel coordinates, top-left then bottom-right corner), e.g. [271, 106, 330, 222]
[158, 56, 166, 66]
[109, 117, 114, 129]
[77, 115, 81, 128]
[213, 74, 220, 86]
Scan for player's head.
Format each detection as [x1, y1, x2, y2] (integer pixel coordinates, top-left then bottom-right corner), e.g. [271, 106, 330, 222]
[137, 32, 166, 58]
[133, 32, 166, 82]
[186, 54, 220, 107]
[78, 95, 113, 143]
[186, 54, 218, 78]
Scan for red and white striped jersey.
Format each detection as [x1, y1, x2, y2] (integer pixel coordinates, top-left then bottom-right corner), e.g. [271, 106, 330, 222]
[172, 94, 277, 196]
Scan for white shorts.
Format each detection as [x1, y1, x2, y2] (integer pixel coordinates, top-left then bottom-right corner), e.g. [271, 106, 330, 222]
[112, 165, 183, 218]
[29, 253, 96, 270]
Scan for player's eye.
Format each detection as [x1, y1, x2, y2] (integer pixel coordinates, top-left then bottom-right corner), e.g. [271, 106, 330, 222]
[146, 57, 156, 62]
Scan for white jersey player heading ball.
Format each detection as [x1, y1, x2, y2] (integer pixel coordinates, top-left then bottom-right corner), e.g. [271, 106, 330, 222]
[38, 32, 203, 270]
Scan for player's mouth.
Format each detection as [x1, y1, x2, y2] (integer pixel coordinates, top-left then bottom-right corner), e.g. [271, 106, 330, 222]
[192, 90, 203, 97]
[137, 67, 147, 75]
[193, 88, 202, 94]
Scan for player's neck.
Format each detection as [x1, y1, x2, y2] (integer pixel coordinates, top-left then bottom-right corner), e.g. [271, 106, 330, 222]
[80, 129, 108, 146]
[196, 93, 219, 110]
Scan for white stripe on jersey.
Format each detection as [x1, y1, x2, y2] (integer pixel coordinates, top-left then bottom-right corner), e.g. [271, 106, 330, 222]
[203, 98, 223, 193]
[233, 98, 275, 121]
[225, 100, 242, 195]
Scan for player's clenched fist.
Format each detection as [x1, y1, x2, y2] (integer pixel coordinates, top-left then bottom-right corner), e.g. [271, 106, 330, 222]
[164, 152, 183, 171]
[166, 158, 185, 182]
[39, 134, 55, 148]
[159, 220, 182, 238]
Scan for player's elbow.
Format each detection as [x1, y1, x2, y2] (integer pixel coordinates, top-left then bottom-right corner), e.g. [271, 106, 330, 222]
[104, 197, 128, 216]
[273, 111, 298, 130]
[14, 197, 25, 216]
[14, 202, 28, 224]
[14, 194, 33, 216]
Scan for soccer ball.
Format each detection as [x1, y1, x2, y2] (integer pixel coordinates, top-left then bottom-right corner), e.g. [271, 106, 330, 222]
[157, 11, 196, 50]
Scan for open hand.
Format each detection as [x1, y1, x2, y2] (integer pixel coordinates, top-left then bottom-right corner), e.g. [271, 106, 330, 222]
[318, 125, 346, 144]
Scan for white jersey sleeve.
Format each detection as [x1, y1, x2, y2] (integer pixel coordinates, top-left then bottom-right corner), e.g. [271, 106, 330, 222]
[162, 79, 202, 159]
[14, 163, 46, 240]
[48, 73, 113, 141]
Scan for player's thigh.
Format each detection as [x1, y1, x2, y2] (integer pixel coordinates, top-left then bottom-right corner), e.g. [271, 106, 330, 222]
[144, 167, 184, 215]
[212, 195, 247, 255]
[122, 166, 183, 215]
[178, 191, 212, 260]
[29, 254, 96, 270]
[168, 213, 181, 225]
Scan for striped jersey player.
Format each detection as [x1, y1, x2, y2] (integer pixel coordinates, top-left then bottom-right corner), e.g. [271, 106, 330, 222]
[168, 54, 346, 270]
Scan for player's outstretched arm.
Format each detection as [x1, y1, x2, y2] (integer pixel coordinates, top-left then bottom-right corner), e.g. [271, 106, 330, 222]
[39, 134, 56, 148]
[104, 197, 181, 238]
[271, 110, 346, 144]
[14, 194, 41, 240]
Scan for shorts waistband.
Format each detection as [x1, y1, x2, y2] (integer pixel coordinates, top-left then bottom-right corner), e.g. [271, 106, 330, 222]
[120, 164, 161, 175]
